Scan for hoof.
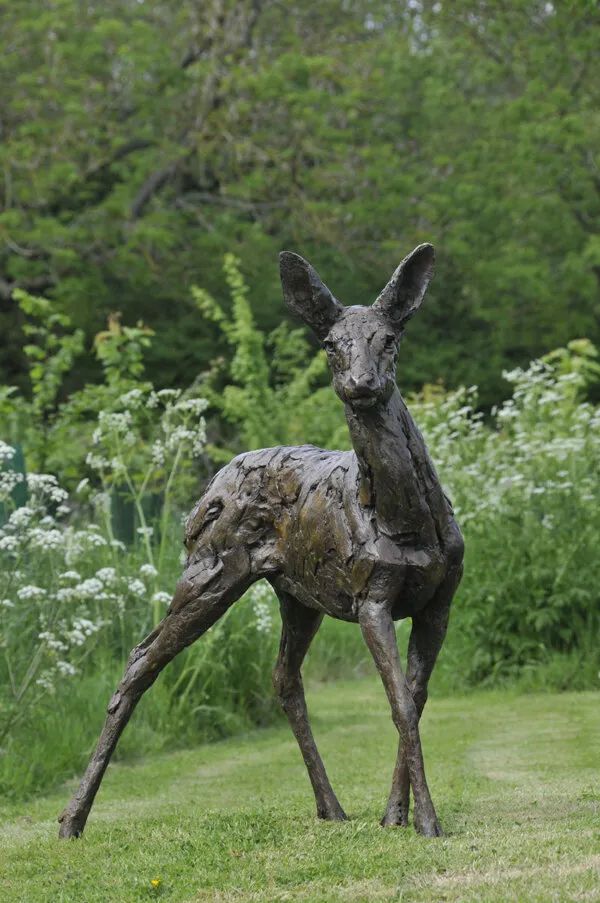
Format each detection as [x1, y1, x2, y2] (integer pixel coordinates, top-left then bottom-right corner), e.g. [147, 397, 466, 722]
[57, 809, 86, 839]
[414, 813, 444, 838]
[317, 802, 348, 822]
[381, 806, 409, 828]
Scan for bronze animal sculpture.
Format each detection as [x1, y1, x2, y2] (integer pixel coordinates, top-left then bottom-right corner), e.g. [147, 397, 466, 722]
[58, 243, 464, 839]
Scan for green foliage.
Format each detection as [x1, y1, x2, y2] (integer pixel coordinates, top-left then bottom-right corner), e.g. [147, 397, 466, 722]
[1, 2, 599, 405]
[410, 341, 600, 686]
[192, 254, 347, 460]
[0, 437, 281, 797]
[3, 291, 85, 469]
[2, 334, 599, 801]
[93, 314, 154, 385]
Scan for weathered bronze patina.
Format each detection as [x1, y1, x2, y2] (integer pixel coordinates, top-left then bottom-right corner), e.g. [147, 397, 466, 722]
[58, 244, 464, 839]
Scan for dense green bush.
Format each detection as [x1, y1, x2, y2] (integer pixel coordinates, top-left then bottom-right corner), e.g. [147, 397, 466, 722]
[413, 340, 600, 689]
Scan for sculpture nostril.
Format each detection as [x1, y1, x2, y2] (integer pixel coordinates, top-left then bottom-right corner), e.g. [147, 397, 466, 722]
[348, 373, 381, 397]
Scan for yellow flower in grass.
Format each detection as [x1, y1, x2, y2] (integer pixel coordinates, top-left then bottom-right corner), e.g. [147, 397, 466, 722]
[151, 877, 161, 887]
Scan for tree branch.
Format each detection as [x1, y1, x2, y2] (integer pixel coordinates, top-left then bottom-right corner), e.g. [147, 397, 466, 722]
[0, 274, 57, 302]
[129, 0, 264, 221]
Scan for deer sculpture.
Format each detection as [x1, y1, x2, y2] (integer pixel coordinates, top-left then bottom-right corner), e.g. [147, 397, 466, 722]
[58, 243, 464, 839]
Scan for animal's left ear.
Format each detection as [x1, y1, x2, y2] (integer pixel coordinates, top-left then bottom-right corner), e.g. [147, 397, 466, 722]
[373, 243, 435, 329]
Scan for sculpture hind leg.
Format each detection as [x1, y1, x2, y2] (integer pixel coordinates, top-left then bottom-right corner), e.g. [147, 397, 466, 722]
[381, 562, 463, 829]
[272, 590, 347, 821]
[58, 545, 253, 838]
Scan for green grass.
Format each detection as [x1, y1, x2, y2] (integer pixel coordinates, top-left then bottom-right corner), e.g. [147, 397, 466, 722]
[1, 679, 599, 902]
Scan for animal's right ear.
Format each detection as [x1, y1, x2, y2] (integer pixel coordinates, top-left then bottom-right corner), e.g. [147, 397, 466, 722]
[279, 252, 342, 340]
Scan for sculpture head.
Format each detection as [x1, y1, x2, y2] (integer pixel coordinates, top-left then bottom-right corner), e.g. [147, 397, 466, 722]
[279, 244, 435, 408]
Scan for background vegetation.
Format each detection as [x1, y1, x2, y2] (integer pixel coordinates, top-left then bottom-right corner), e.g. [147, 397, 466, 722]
[1, 269, 598, 800]
[1, 1, 599, 405]
[0, 0, 598, 805]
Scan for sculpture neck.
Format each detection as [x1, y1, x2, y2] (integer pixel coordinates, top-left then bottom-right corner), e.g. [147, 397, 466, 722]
[345, 386, 448, 542]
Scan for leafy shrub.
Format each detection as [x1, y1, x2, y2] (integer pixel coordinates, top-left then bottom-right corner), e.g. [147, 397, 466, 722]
[0, 439, 282, 797]
[192, 254, 347, 460]
[1, 265, 599, 800]
[411, 341, 600, 686]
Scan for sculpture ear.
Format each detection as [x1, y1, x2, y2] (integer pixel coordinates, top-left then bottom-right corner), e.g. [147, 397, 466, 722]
[373, 243, 435, 329]
[279, 251, 342, 340]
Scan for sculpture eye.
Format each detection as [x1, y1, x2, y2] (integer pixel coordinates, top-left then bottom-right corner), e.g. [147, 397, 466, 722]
[322, 340, 335, 354]
[384, 334, 397, 350]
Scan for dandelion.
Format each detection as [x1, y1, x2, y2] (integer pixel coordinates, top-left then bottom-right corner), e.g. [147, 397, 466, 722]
[151, 877, 161, 888]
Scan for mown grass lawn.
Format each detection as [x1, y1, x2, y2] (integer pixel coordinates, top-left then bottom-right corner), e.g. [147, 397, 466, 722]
[1, 678, 598, 902]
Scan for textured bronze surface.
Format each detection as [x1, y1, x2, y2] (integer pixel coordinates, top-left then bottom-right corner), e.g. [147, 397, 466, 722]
[58, 244, 464, 839]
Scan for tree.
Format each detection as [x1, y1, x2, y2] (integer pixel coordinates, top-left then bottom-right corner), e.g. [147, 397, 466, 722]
[1, 0, 599, 409]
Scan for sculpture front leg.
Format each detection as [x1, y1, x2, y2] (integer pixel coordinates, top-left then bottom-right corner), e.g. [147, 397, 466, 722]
[381, 563, 462, 828]
[359, 599, 443, 837]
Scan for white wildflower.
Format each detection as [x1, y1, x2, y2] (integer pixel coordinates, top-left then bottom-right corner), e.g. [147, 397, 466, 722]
[8, 506, 35, 528]
[35, 671, 55, 693]
[38, 631, 68, 652]
[0, 535, 19, 553]
[60, 570, 81, 582]
[75, 578, 104, 599]
[140, 563, 158, 579]
[86, 452, 109, 471]
[17, 585, 46, 601]
[0, 441, 16, 464]
[56, 588, 77, 603]
[56, 661, 77, 678]
[119, 388, 145, 408]
[96, 567, 118, 585]
[151, 591, 171, 606]
[0, 471, 24, 495]
[151, 440, 166, 465]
